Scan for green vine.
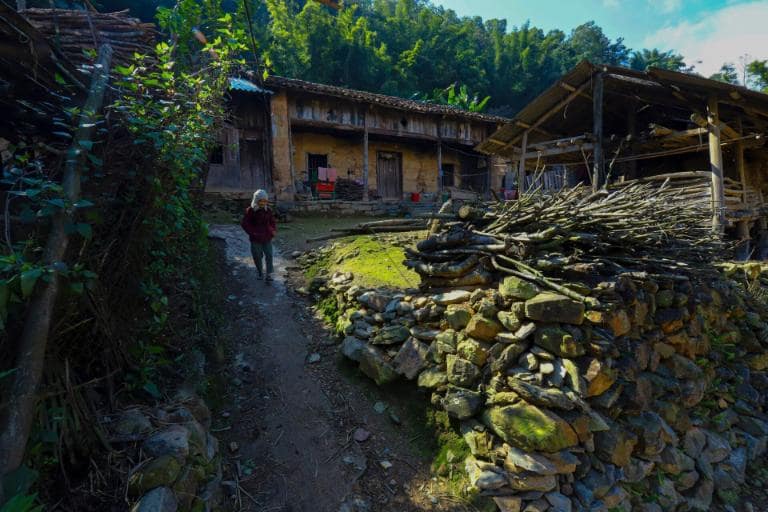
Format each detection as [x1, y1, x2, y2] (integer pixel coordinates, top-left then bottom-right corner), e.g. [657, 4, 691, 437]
[110, 16, 245, 395]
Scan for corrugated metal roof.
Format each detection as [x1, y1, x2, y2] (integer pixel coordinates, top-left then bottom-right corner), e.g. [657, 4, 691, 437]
[264, 75, 510, 124]
[229, 77, 273, 94]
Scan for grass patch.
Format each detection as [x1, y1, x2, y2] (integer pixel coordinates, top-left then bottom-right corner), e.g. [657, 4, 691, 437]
[316, 295, 341, 325]
[314, 235, 420, 289]
[304, 249, 332, 282]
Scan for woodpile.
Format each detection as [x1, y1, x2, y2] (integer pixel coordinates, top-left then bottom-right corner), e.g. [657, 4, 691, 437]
[307, 217, 429, 242]
[21, 9, 156, 67]
[723, 177, 764, 217]
[334, 178, 365, 201]
[406, 181, 724, 290]
[612, 171, 713, 209]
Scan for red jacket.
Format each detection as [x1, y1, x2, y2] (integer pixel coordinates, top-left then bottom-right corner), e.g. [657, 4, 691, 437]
[241, 206, 276, 243]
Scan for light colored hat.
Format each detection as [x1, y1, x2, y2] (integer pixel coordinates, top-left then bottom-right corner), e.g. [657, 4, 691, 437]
[251, 189, 268, 208]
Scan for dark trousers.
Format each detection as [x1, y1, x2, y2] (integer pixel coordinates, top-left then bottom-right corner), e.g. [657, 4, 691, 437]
[250, 241, 274, 276]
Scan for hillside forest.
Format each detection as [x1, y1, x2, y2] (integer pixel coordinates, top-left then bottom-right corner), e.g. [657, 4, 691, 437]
[30, 0, 768, 116]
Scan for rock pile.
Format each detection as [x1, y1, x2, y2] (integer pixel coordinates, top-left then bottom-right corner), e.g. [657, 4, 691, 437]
[108, 391, 224, 512]
[315, 264, 768, 511]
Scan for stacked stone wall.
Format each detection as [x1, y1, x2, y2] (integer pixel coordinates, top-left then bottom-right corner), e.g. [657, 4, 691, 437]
[312, 263, 768, 512]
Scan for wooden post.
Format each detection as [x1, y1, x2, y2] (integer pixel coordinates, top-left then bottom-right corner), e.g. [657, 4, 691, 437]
[518, 130, 528, 194]
[626, 101, 637, 180]
[735, 118, 750, 259]
[737, 221, 751, 261]
[363, 109, 369, 201]
[707, 95, 725, 233]
[437, 118, 443, 194]
[592, 72, 604, 191]
[758, 217, 768, 260]
[287, 118, 296, 197]
[737, 118, 747, 204]
[437, 141, 442, 193]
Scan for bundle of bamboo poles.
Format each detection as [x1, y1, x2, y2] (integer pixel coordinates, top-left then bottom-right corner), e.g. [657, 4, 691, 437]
[21, 9, 156, 67]
[405, 181, 724, 291]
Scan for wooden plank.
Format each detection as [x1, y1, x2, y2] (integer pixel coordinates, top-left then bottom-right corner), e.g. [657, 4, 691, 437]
[708, 95, 725, 233]
[592, 72, 604, 192]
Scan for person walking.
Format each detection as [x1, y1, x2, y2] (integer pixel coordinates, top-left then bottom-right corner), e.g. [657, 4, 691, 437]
[241, 189, 276, 281]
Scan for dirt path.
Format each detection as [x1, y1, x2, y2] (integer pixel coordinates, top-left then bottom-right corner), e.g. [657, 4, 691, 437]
[207, 225, 459, 512]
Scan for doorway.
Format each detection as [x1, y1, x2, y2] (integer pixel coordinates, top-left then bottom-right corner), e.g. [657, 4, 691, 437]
[239, 139, 270, 190]
[376, 151, 402, 199]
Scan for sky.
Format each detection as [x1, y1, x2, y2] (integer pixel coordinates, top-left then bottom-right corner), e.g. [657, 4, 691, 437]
[434, 0, 768, 80]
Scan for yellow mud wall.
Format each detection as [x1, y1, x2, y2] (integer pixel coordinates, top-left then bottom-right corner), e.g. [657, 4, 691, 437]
[291, 132, 364, 182]
[290, 132, 463, 196]
[269, 91, 293, 200]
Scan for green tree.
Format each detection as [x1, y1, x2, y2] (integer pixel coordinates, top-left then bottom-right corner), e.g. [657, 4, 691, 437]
[421, 83, 490, 112]
[566, 21, 629, 66]
[629, 48, 688, 72]
[710, 63, 739, 84]
[747, 60, 768, 92]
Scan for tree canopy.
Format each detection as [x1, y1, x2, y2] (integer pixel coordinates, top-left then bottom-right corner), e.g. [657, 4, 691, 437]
[32, 0, 768, 114]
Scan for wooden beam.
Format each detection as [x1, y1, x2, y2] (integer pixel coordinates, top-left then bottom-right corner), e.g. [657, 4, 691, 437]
[518, 130, 528, 193]
[508, 79, 592, 147]
[518, 142, 594, 160]
[592, 72, 604, 192]
[691, 112, 740, 140]
[527, 134, 590, 151]
[559, 81, 592, 100]
[514, 120, 553, 137]
[708, 95, 725, 233]
[290, 117, 363, 132]
[363, 109, 369, 200]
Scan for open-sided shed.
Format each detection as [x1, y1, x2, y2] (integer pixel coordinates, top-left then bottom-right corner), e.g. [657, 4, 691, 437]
[476, 61, 768, 257]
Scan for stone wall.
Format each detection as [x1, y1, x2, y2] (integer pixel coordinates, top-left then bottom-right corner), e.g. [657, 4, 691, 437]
[287, 199, 406, 216]
[308, 259, 768, 512]
[109, 390, 224, 512]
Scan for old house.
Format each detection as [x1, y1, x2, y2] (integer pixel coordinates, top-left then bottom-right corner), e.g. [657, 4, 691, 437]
[476, 61, 768, 258]
[205, 76, 510, 209]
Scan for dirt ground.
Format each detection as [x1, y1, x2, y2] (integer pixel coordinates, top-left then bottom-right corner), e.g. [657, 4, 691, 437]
[206, 222, 479, 512]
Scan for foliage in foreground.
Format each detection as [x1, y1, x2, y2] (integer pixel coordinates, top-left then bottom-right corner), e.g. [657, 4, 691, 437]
[0, 9, 244, 508]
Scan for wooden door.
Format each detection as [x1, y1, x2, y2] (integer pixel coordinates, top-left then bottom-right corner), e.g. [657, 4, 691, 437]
[377, 151, 402, 199]
[240, 140, 269, 191]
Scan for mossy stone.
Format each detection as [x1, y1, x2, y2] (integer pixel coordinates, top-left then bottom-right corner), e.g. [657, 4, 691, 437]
[499, 276, 541, 300]
[445, 306, 472, 330]
[483, 404, 579, 453]
[525, 293, 585, 325]
[128, 455, 182, 496]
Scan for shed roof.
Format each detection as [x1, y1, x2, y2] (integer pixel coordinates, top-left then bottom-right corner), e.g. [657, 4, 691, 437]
[476, 60, 768, 157]
[263, 75, 511, 124]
